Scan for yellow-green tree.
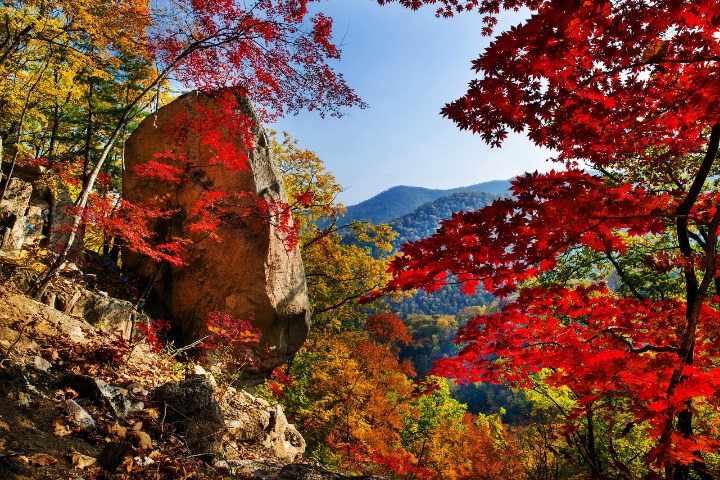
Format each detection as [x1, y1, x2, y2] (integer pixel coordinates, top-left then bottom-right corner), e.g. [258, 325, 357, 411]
[274, 131, 397, 331]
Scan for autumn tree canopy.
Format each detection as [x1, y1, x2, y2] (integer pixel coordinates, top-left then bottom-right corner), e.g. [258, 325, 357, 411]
[0, 0, 366, 296]
[375, 0, 720, 478]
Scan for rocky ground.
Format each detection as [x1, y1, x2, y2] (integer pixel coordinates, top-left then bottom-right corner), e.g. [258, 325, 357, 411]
[0, 277, 385, 480]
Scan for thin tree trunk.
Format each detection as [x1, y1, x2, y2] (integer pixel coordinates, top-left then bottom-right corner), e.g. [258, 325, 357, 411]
[82, 79, 94, 191]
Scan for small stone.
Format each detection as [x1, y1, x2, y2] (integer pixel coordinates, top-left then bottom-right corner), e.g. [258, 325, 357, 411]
[65, 399, 96, 428]
[17, 392, 31, 407]
[63, 375, 144, 419]
[32, 355, 51, 372]
[128, 430, 152, 449]
[212, 458, 231, 474]
[61, 325, 86, 343]
[127, 382, 148, 396]
[225, 420, 244, 432]
[193, 365, 217, 387]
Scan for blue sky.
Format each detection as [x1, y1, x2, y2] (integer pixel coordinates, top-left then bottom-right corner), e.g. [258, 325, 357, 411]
[273, 0, 554, 206]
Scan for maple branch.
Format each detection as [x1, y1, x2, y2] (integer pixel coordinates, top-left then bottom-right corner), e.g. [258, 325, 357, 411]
[604, 252, 644, 301]
[313, 284, 384, 315]
[602, 328, 678, 354]
[674, 123, 720, 357]
[687, 230, 706, 249]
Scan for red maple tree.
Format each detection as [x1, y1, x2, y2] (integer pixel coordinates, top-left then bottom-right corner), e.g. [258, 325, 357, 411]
[375, 0, 720, 478]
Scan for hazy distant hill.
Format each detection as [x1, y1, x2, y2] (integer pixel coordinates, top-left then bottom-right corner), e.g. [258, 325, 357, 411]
[390, 190, 501, 249]
[343, 179, 511, 225]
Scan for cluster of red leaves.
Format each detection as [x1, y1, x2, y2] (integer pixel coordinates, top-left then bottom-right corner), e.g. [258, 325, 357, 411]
[72, 193, 190, 265]
[380, 169, 670, 298]
[255, 196, 299, 251]
[372, 0, 720, 476]
[267, 365, 295, 398]
[182, 89, 255, 170]
[374, 167, 720, 469]
[433, 283, 720, 466]
[363, 312, 412, 350]
[201, 311, 261, 369]
[136, 319, 172, 354]
[132, 156, 187, 184]
[130, 91, 298, 252]
[153, 0, 365, 120]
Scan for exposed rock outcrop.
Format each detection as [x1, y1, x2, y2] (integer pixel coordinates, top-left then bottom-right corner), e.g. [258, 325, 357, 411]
[219, 386, 306, 463]
[153, 374, 306, 463]
[0, 163, 80, 258]
[123, 91, 310, 372]
[0, 177, 34, 257]
[0, 286, 384, 480]
[6, 266, 145, 339]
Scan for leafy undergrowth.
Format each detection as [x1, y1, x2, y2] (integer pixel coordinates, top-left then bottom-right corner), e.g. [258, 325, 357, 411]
[0, 284, 257, 480]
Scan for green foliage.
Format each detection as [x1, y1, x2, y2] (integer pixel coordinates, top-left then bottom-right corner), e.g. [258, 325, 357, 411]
[390, 279, 494, 317]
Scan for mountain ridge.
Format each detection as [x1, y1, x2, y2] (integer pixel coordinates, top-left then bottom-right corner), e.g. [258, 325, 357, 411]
[343, 179, 512, 225]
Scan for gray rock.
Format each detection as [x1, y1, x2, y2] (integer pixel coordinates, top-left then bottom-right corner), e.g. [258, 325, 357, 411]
[66, 289, 147, 339]
[153, 374, 225, 456]
[32, 355, 52, 372]
[43, 172, 82, 254]
[23, 200, 48, 246]
[63, 375, 144, 420]
[123, 90, 310, 373]
[0, 166, 81, 256]
[220, 387, 305, 463]
[64, 399, 96, 428]
[265, 404, 305, 463]
[193, 364, 217, 387]
[0, 177, 33, 257]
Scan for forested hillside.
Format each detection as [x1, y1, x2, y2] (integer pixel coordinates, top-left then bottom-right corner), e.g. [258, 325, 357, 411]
[389, 190, 501, 248]
[341, 180, 510, 225]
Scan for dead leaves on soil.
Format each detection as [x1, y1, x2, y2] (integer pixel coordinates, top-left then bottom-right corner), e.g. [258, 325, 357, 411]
[19, 453, 58, 467]
[68, 448, 96, 469]
[53, 420, 72, 437]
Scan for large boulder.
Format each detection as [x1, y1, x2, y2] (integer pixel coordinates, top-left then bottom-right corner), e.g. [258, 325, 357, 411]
[123, 91, 310, 372]
[153, 375, 226, 456]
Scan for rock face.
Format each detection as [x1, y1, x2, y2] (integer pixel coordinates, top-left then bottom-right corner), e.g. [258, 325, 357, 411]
[153, 375, 305, 463]
[123, 91, 310, 372]
[0, 177, 34, 257]
[219, 386, 306, 463]
[0, 163, 79, 258]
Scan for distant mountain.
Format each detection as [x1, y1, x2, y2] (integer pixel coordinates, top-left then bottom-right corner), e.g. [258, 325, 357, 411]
[381, 191, 502, 317]
[343, 179, 511, 225]
[389, 190, 501, 249]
